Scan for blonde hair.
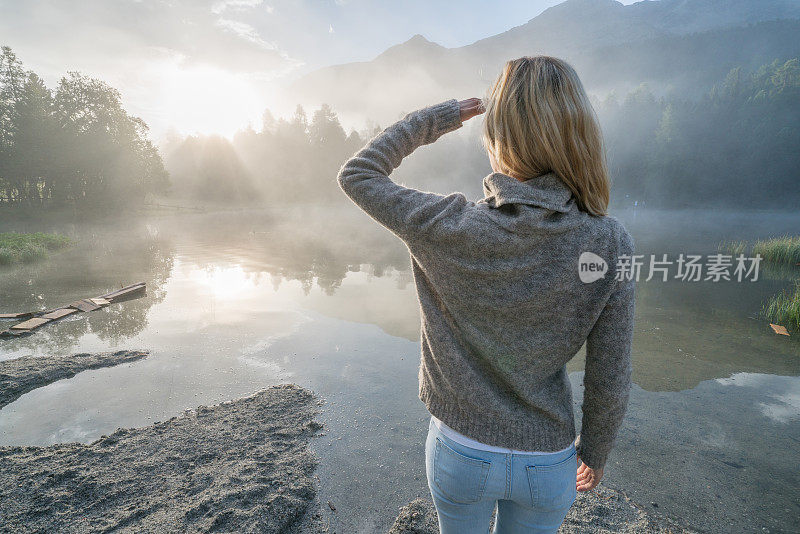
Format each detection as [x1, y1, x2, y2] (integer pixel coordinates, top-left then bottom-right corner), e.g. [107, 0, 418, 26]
[481, 56, 610, 216]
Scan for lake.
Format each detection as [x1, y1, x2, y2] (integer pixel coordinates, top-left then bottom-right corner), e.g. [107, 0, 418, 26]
[1, 206, 798, 533]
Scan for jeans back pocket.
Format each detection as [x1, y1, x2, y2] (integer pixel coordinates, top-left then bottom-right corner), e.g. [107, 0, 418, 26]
[433, 437, 491, 504]
[525, 448, 577, 511]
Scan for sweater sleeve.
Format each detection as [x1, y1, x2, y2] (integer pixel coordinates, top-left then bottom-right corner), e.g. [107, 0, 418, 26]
[337, 99, 471, 242]
[575, 228, 636, 471]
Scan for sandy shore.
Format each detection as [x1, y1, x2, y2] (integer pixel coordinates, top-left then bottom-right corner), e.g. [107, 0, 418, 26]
[389, 488, 699, 534]
[1, 351, 700, 533]
[0, 360, 327, 533]
[0, 350, 149, 409]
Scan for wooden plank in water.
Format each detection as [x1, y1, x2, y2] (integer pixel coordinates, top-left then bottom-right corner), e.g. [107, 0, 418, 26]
[0, 312, 34, 320]
[101, 282, 145, 299]
[41, 308, 79, 320]
[102, 283, 146, 303]
[0, 283, 145, 339]
[10, 317, 51, 331]
[70, 299, 101, 312]
[101, 282, 145, 298]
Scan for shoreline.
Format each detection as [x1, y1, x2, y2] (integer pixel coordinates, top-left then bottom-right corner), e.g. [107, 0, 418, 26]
[0, 350, 149, 409]
[1, 383, 327, 532]
[389, 489, 700, 534]
[1, 351, 701, 533]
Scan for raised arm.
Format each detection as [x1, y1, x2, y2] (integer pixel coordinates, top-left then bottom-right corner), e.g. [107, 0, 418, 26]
[575, 228, 636, 483]
[336, 99, 476, 242]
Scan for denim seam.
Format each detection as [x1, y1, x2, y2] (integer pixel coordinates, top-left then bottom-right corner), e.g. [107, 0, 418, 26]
[505, 453, 511, 499]
[434, 437, 491, 468]
[433, 438, 491, 503]
[526, 465, 538, 507]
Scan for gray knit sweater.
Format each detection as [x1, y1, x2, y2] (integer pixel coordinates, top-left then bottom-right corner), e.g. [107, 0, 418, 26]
[337, 99, 635, 470]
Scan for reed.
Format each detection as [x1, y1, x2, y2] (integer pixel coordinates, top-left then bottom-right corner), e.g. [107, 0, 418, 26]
[752, 234, 800, 265]
[761, 280, 800, 332]
[717, 239, 748, 257]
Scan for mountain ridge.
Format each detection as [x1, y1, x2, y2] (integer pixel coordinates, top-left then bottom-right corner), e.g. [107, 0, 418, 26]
[286, 0, 800, 126]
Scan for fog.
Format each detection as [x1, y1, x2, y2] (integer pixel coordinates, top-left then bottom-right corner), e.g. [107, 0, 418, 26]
[159, 60, 800, 210]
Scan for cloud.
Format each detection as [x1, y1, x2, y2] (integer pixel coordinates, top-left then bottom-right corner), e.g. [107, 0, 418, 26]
[216, 18, 276, 49]
[0, 0, 310, 139]
[0, 0, 298, 76]
[717, 373, 800, 424]
[211, 0, 264, 15]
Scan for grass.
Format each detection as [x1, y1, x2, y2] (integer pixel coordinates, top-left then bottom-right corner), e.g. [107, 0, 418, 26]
[718, 235, 800, 264]
[752, 234, 800, 265]
[761, 280, 800, 333]
[717, 239, 748, 257]
[0, 232, 73, 265]
[718, 235, 800, 335]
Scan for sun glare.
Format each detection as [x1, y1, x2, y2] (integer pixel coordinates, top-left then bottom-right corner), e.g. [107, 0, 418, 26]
[157, 60, 264, 138]
[189, 263, 260, 301]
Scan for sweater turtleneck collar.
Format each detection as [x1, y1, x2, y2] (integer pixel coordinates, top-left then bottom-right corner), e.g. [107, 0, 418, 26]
[479, 171, 575, 213]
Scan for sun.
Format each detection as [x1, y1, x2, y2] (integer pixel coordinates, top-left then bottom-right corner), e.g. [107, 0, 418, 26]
[156, 60, 264, 138]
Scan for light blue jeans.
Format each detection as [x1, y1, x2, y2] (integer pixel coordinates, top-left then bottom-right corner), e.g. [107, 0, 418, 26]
[425, 418, 577, 534]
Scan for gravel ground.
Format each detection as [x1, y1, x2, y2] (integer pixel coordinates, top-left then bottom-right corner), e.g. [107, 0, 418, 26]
[0, 381, 327, 533]
[0, 350, 149, 409]
[0, 351, 699, 533]
[389, 487, 700, 534]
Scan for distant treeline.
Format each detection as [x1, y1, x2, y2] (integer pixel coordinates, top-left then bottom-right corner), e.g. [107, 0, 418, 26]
[577, 19, 800, 102]
[0, 46, 168, 208]
[165, 57, 800, 210]
[2, 42, 797, 212]
[598, 57, 800, 209]
[162, 104, 368, 205]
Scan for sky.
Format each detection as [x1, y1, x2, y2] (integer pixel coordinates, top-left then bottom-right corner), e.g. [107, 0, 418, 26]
[0, 0, 642, 142]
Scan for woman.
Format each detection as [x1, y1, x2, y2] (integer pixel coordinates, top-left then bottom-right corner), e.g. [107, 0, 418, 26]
[337, 56, 635, 533]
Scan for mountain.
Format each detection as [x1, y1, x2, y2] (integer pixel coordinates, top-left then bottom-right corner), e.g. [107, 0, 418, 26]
[288, 0, 800, 126]
[628, 0, 800, 34]
[460, 0, 666, 61]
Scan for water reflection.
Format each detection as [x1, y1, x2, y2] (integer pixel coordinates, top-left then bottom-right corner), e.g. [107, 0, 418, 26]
[0, 227, 173, 357]
[717, 373, 800, 424]
[2, 207, 798, 388]
[599, 371, 800, 534]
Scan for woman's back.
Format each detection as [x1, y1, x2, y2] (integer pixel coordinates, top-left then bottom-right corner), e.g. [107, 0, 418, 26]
[337, 55, 635, 532]
[424, 169, 630, 377]
[403, 164, 634, 467]
[338, 97, 634, 469]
